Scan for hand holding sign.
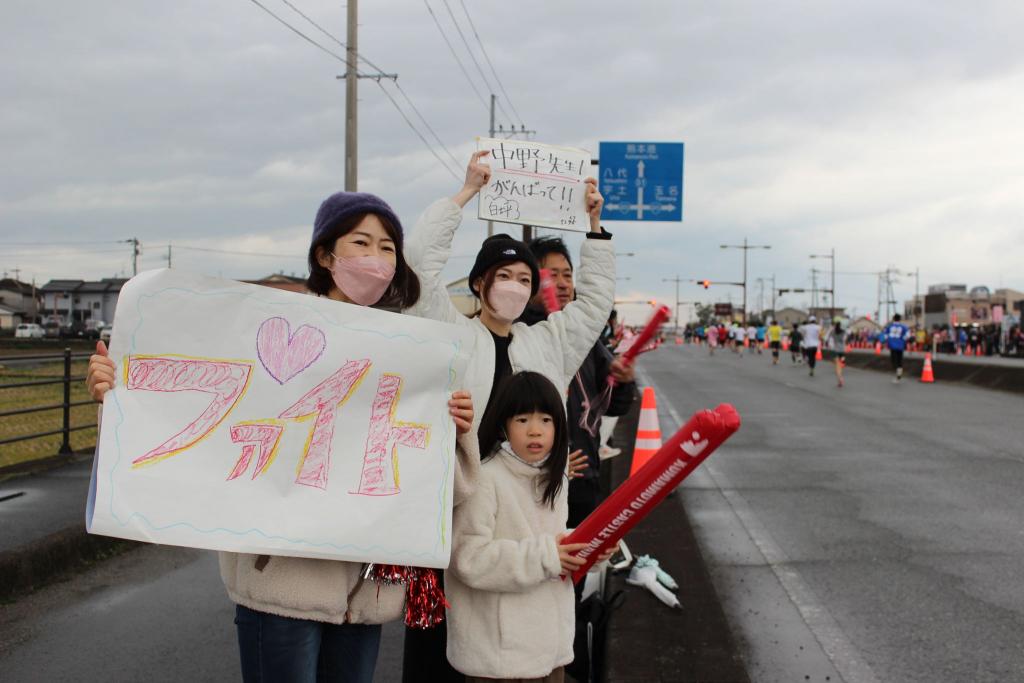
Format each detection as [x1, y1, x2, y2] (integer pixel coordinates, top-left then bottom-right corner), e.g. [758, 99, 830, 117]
[476, 137, 592, 232]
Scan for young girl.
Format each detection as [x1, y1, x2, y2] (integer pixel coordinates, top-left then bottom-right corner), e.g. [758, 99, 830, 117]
[445, 371, 584, 683]
[85, 191, 478, 683]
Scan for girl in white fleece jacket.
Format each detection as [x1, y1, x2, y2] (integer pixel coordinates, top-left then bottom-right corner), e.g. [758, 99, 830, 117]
[446, 371, 588, 683]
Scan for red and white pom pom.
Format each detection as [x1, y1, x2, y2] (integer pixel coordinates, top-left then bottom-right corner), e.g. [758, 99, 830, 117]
[369, 564, 449, 629]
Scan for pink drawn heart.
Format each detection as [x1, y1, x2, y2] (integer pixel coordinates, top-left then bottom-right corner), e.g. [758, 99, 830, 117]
[256, 317, 327, 385]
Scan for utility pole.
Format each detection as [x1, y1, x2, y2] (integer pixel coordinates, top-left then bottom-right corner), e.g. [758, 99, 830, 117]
[167, 244, 172, 269]
[662, 275, 685, 333]
[344, 0, 358, 191]
[488, 94, 496, 237]
[811, 268, 820, 311]
[770, 273, 777, 319]
[336, 1, 397, 192]
[121, 238, 140, 276]
[484, 94, 537, 241]
[720, 237, 771, 324]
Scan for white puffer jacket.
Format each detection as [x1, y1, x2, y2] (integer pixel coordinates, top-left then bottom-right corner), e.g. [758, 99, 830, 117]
[404, 198, 616, 419]
[445, 447, 574, 678]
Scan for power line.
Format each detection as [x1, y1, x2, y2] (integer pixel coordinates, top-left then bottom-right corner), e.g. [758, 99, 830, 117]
[246, 0, 353, 67]
[440, 0, 515, 124]
[172, 244, 309, 259]
[422, 0, 489, 112]
[375, 82, 462, 182]
[464, 0, 528, 126]
[392, 82, 463, 171]
[275, 0, 388, 76]
[249, 0, 462, 182]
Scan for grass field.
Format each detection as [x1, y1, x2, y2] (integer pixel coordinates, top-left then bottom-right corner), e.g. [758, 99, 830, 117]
[0, 358, 98, 469]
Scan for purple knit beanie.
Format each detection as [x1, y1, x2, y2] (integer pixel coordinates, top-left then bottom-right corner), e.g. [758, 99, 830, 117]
[309, 192, 404, 255]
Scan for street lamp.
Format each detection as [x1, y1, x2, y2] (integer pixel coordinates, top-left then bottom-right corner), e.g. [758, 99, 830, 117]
[810, 249, 836, 321]
[720, 238, 771, 324]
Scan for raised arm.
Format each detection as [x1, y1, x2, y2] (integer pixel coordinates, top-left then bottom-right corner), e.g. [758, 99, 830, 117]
[524, 178, 616, 387]
[403, 152, 491, 323]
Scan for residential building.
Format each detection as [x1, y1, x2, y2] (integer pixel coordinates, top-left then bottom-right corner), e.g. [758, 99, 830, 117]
[244, 273, 308, 294]
[922, 284, 1024, 328]
[39, 278, 128, 326]
[0, 278, 41, 329]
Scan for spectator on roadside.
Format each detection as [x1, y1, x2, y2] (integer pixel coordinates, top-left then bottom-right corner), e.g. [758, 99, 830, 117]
[519, 236, 637, 527]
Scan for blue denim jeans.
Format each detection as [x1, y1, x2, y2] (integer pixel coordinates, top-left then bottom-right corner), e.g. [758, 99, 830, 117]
[234, 604, 382, 683]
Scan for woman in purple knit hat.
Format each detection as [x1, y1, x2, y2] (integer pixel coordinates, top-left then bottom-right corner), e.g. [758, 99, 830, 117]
[85, 191, 479, 683]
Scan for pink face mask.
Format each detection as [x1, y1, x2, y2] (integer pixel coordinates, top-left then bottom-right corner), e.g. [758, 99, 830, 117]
[330, 254, 396, 306]
[487, 280, 531, 322]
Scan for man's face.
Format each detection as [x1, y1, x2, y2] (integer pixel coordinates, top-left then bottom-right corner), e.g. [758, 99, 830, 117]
[539, 253, 574, 308]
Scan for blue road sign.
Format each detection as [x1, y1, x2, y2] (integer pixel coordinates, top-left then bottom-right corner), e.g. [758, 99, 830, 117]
[598, 142, 684, 221]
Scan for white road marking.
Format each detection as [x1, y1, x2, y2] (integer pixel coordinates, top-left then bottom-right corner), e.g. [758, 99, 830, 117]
[637, 366, 881, 683]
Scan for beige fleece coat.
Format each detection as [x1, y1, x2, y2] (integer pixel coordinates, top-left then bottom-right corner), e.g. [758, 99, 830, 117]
[219, 431, 479, 625]
[445, 447, 574, 679]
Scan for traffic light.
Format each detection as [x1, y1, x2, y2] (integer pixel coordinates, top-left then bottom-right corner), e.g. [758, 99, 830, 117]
[701, 279, 710, 289]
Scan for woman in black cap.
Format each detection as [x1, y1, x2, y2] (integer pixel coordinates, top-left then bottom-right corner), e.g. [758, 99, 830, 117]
[400, 151, 617, 681]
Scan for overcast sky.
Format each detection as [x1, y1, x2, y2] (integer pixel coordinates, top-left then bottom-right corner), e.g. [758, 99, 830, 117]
[2, 0, 1022, 323]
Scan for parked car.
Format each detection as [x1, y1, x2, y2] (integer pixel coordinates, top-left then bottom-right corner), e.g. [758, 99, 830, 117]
[14, 323, 45, 339]
[84, 320, 107, 340]
[43, 322, 62, 339]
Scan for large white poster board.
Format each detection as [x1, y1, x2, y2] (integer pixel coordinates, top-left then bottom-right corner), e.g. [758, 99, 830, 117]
[477, 137, 592, 232]
[87, 269, 472, 568]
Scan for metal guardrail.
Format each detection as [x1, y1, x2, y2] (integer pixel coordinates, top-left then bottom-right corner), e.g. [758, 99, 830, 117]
[0, 348, 96, 456]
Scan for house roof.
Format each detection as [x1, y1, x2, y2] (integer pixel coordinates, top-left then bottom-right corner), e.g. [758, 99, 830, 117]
[40, 279, 84, 293]
[40, 278, 128, 294]
[0, 278, 35, 295]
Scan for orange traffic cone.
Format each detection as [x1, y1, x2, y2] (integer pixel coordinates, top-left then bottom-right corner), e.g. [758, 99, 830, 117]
[629, 387, 662, 476]
[675, 337, 683, 345]
[782, 338, 790, 351]
[920, 353, 935, 383]
[815, 346, 823, 361]
[844, 343, 851, 353]
[874, 341, 882, 355]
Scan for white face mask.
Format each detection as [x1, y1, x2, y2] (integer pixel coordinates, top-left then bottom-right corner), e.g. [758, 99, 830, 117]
[487, 280, 531, 323]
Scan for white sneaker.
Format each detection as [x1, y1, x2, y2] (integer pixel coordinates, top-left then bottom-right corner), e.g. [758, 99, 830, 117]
[599, 446, 622, 460]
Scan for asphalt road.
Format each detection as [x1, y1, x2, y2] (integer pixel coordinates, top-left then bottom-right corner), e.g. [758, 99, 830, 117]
[0, 545, 405, 682]
[638, 343, 1024, 683]
[3, 342, 1022, 682]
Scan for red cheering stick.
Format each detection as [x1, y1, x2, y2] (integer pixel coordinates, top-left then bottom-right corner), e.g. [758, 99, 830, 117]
[619, 305, 670, 365]
[564, 403, 741, 583]
[538, 268, 561, 314]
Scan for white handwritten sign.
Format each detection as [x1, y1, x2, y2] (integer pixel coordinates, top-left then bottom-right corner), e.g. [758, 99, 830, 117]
[477, 137, 591, 232]
[87, 268, 472, 568]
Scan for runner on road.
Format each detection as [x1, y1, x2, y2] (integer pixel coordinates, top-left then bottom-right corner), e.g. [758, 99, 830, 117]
[790, 323, 803, 364]
[755, 323, 766, 355]
[824, 320, 847, 387]
[734, 323, 746, 356]
[800, 316, 822, 377]
[768, 319, 783, 365]
[707, 322, 719, 355]
[883, 313, 911, 382]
